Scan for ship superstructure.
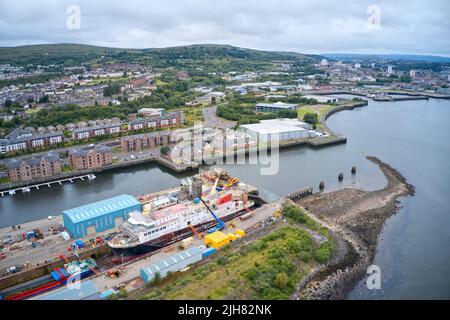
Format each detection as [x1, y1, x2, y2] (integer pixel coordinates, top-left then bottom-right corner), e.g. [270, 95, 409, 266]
[108, 169, 256, 256]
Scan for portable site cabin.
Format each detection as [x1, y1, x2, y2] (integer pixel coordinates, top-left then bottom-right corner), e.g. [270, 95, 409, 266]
[204, 231, 230, 249]
[62, 194, 141, 238]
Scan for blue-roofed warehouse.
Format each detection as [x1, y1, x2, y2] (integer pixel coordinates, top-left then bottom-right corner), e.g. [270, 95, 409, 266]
[62, 194, 141, 238]
[140, 246, 203, 283]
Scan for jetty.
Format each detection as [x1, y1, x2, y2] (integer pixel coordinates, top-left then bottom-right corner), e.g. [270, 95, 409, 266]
[0, 174, 96, 197]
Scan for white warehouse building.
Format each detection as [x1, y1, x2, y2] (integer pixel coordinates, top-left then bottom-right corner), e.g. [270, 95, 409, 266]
[240, 118, 319, 143]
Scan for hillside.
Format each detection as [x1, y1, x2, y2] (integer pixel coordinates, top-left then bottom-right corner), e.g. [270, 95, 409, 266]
[0, 43, 320, 71]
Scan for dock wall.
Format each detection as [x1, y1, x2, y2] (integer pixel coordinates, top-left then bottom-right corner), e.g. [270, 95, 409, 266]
[0, 245, 111, 291]
[0, 156, 199, 192]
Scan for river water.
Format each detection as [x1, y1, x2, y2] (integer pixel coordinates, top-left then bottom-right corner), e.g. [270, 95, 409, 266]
[1, 97, 449, 299]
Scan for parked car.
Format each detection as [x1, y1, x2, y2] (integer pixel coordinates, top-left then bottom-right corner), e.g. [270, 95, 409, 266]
[6, 265, 20, 273]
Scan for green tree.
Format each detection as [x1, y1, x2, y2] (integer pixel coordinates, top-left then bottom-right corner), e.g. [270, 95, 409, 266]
[160, 145, 170, 156]
[103, 84, 121, 97]
[303, 112, 318, 125]
[38, 95, 49, 103]
[152, 272, 162, 284]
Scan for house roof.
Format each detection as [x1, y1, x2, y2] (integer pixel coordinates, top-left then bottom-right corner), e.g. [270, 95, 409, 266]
[129, 111, 180, 125]
[121, 130, 172, 141]
[73, 123, 120, 133]
[70, 145, 111, 157]
[5, 152, 60, 169]
[5, 131, 63, 145]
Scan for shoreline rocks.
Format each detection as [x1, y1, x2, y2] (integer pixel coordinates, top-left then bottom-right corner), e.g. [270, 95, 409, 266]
[291, 155, 415, 300]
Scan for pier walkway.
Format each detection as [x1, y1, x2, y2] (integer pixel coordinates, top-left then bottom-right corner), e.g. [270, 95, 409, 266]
[0, 174, 96, 197]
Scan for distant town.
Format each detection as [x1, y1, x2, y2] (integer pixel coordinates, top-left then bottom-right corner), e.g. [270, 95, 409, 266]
[0, 44, 449, 188]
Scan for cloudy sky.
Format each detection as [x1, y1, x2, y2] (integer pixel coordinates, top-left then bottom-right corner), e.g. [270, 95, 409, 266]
[0, 0, 449, 56]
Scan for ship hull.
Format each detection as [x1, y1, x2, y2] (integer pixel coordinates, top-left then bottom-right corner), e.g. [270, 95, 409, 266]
[110, 203, 256, 258]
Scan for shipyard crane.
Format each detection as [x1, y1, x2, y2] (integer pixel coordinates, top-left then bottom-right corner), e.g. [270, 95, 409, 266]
[199, 197, 225, 234]
[187, 222, 203, 239]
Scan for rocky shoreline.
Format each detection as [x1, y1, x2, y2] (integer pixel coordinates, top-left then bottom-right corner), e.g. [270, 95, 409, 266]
[291, 156, 415, 300]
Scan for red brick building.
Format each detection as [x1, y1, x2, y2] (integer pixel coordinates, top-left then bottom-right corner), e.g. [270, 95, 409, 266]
[69, 146, 113, 170]
[120, 131, 172, 152]
[6, 152, 62, 182]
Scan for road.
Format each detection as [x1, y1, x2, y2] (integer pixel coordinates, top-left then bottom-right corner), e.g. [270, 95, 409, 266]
[202, 105, 236, 129]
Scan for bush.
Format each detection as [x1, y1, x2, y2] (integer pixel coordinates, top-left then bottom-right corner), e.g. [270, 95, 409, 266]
[152, 272, 162, 284]
[118, 286, 128, 298]
[303, 112, 318, 125]
[160, 145, 170, 156]
[274, 272, 288, 289]
[315, 242, 333, 263]
[283, 205, 307, 224]
[216, 255, 229, 266]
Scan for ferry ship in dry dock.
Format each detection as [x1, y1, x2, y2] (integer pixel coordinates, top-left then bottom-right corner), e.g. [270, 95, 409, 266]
[108, 169, 257, 257]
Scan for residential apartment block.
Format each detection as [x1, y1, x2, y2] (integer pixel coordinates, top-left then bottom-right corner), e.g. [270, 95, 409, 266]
[128, 111, 183, 131]
[69, 146, 113, 170]
[6, 152, 62, 182]
[0, 130, 64, 154]
[120, 131, 173, 152]
[72, 123, 121, 140]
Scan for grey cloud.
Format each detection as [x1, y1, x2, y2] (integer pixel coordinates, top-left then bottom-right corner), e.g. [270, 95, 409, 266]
[0, 0, 449, 55]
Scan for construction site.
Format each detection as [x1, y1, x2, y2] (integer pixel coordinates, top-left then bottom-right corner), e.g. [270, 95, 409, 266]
[0, 168, 289, 300]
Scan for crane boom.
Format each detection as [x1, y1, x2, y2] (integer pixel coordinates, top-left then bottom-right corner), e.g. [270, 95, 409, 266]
[199, 197, 225, 233]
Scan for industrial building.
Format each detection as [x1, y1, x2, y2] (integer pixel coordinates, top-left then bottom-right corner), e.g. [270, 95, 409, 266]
[240, 118, 317, 143]
[36, 280, 99, 300]
[62, 194, 141, 238]
[255, 101, 298, 113]
[140, 246, 203, 283]
[303, 95, 339, 104]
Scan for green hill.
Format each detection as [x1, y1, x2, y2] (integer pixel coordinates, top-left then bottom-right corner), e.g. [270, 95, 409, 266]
[0, 43, 320, 71]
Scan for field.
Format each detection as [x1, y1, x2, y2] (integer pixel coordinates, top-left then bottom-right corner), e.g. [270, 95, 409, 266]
[297, 104, 336, 120]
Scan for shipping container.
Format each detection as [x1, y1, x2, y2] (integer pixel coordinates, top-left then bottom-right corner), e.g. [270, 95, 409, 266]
[204, 231, 230, 249]
[239, 212, 253, 220]
[202, 247, 216, 258]
[179, 237, 194, 249]
[227, 233, 238, 241]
